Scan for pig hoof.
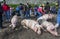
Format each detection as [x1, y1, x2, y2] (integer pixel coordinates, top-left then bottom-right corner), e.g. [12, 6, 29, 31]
[23, 26, 28, 29]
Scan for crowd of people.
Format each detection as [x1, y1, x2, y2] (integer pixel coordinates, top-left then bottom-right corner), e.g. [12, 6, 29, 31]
[0, 2, 60, 30]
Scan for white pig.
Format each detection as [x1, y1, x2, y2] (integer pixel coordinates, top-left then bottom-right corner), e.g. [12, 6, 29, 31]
[21, 19, 42, 35]
[9, 15, 18, 29]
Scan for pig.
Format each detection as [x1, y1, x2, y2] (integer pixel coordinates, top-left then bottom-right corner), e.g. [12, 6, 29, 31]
[21, 19, 42, 35]
[37, 14, 56, 21]
[41, 21, 59, 36]
[9, 15, 18, 29]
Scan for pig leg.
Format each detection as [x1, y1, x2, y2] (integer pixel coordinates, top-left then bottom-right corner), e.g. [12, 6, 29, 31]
[33, 26, 37, 32]
[12, 24, 16, 29]
[23, 26, 28, 29]
[36, 28, 41, 35]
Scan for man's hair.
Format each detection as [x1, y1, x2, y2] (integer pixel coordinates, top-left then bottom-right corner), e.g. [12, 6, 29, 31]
[46, 2, 49, 5]
[20, 3, 23, 5]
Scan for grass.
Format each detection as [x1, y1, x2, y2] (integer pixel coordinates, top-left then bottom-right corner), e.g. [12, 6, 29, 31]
[8, 4, 19, 9]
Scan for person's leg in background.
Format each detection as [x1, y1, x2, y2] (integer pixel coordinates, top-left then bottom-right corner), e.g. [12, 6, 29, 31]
[25, 11, 28, 18]
[34, 10, 38, 17]
[30, 9, 32, 16]
[34, 11, 37, 16]
[24, 11, 26, 18]
[20, 10, 24, 18]
[5, 11, 7, 21]
[0, 15, 3, 28]
[56, 9, 60, 28]
[2, 12, 4, 22]
[25, 10, 30, 19]
[25, 10, 27, 18]
[5, 10, 10, 22]
[57, 17, 60, 28]
[28, 10, 30, 18]
[16, 11, 19, 16]
[7, 10, 10, 22]
[36, 12, 42, 18]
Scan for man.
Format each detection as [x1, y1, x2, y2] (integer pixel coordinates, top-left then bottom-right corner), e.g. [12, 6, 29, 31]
[2, 2, 10, 22]
[19, 3, 24, 18]
[34, 5, 38, 16]
[25, 3, 32, 19]
[45, 2, 50, 14]
[16, 6, 20, 16]
[37, 5, 45, 18]
[0, 2, 3, 28]
[56, 7, 60, 28]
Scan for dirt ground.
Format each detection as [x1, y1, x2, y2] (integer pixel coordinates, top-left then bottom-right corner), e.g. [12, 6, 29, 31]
[1, 16, 60, 39]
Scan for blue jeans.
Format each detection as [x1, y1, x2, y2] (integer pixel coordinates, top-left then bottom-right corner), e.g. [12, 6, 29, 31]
[34, 11, 38, 16]
[57, 16, 60, 25]
[36, 12, 42, 18]
[50, 10, 56, 14]
[57, 9, 60, 26]
[20, 10, 24, 18]
[25, 10, 30, 19]
[30, 10, 32, 16]
[5, 10, 10, 21]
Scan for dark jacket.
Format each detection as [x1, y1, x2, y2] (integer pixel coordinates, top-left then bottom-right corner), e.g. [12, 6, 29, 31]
[19, 5, 24, 10]
[45, 5, 50, 11]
